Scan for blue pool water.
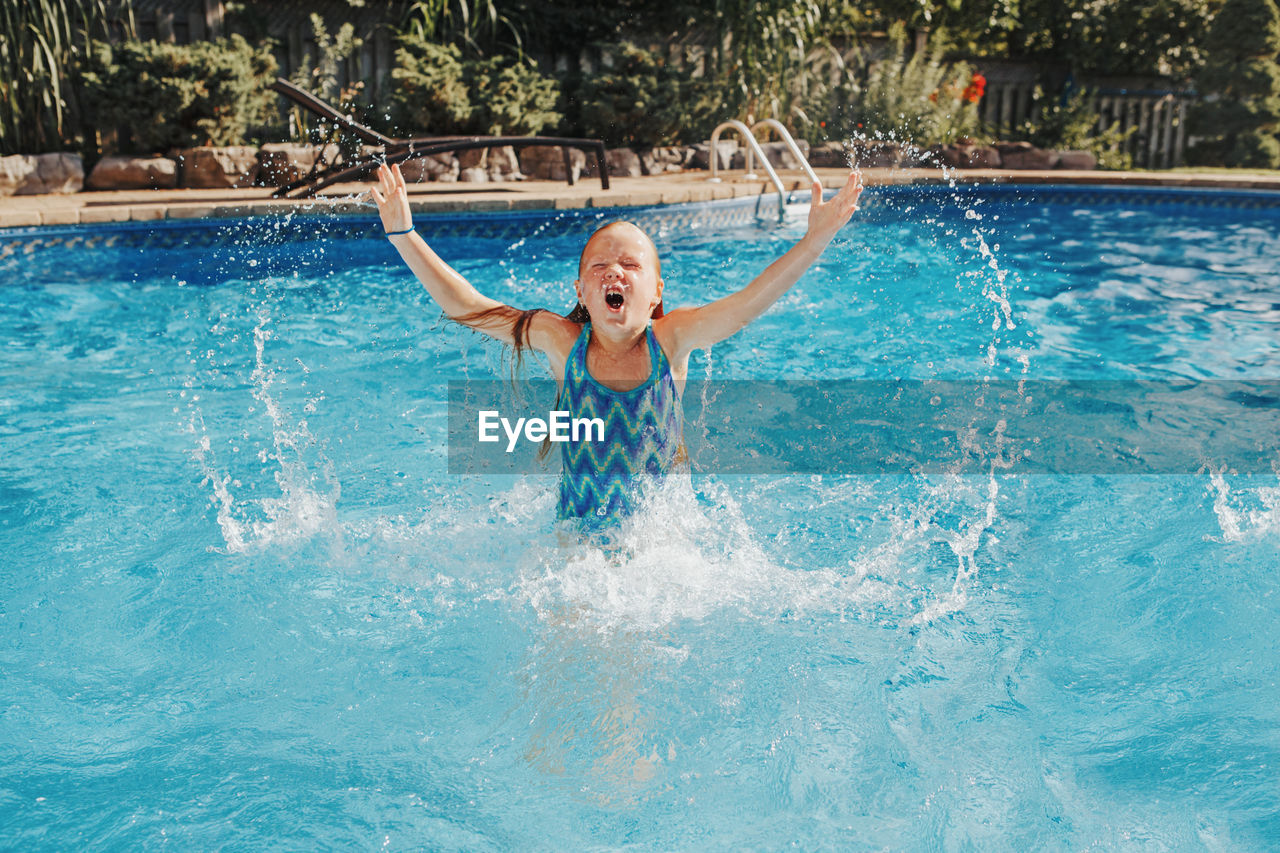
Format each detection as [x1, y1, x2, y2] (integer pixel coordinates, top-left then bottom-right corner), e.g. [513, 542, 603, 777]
[3, 186, 1280, 849]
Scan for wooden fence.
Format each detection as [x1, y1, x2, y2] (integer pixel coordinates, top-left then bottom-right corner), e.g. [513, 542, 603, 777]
[121, 2, 1194, 166]
[130, 0, 399, 101]
[980, 72, 1192, 168]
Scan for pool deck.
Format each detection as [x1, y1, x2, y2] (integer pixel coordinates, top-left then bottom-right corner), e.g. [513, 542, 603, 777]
[3, 167, 1280, 228]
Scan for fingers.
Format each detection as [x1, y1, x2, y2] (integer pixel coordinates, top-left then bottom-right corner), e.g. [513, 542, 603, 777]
[840, 169, 862, 197]
[373, 163, 408, 208]
[811, 180, 822, 206]
[836, 169, 864, 211]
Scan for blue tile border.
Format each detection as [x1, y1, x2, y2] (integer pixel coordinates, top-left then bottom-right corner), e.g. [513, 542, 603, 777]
[3, 183, 1280, 256]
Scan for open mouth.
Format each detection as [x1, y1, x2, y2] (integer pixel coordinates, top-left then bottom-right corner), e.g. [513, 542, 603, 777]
[604, 286, 625, 311]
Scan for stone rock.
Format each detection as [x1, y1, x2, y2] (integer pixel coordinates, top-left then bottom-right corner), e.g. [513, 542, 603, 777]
[1056, 150, 1098, 170]
[486, 145, 523, 181]
[454, 146, 524, 179]
[603, 147, 642, 177]
[933, 143, 1001, 169]
[993, 141, 1032, 156]
[86, 155, 178, 190]
[689, 141, 738, 171]
[177, 146, 259, 188]
[767, 139, 810, 170]
[927, 144, 960, 167]
[1000, 144, 1059, 170]
[897, 145, 931, 168]
[398, 153, 459, 183]
[808, 141, 849, 168]
[639, 146, 689, 175]
[966, 146, 1001, 168]
[34, 153, 84, 193]
[0, 155, 36, 196]
[0, 153, 84, 195]
[730, 140, 813, 172]
[848, 141, 901, 168]
[458, 166, 488, 183]
[255, 143, 340, 187]
[518, 145, 586, 182]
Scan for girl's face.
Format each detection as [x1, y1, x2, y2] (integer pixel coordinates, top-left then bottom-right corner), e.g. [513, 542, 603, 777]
[575, 224, 663, 334]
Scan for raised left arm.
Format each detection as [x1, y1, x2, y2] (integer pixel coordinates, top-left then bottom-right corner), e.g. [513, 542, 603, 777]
[663, 171, 864, 356]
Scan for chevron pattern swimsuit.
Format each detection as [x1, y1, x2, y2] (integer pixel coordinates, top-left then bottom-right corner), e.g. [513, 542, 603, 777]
[556, 322, 684, 528]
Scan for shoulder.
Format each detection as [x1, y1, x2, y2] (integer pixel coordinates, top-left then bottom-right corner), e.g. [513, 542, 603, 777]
[653, 308, 699, 359]
[527, 311, 582, 365]
[652, 311, 696, 377]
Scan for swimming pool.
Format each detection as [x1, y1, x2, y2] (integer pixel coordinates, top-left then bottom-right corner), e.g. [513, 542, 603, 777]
[3, 185, 1279, 848]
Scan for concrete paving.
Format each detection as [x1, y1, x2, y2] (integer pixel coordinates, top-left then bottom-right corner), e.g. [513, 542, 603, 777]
[3, 167, 1280, 229]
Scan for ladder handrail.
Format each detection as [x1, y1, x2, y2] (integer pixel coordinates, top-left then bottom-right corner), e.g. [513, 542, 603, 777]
[747, 119, 821, 187]
[708, 119, 790, 217]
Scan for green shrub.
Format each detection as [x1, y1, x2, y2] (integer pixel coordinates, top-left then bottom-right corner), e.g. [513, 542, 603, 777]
[463, 55, 560, 136]
[0, 0, 130, 156]
[387, 34, 473, 134]
[846, 24, 982, 147]
[573, 43, 717, 147]
[789, 45, 859, 142]
[1017, 86, 1136, 170]
[80, 35, 277, 152]
[1190, 0, 1280, 168]
[387, 34, 559, 136]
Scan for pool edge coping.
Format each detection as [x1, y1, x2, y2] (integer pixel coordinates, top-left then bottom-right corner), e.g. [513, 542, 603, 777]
[4, 167, 1280, 230]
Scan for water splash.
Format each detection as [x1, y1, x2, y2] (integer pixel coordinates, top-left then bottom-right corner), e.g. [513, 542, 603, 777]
[185, 315, 340, 554]
[511, 471, 998, 634]
[1208, 467, 1280, 543]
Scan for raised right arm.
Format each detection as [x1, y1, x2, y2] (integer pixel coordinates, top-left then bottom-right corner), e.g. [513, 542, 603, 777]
[372, 163, 507, 330]
[370, 163, 578, 367]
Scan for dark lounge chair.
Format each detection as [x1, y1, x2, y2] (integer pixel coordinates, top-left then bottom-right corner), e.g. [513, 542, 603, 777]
[268, 77, 610, 198]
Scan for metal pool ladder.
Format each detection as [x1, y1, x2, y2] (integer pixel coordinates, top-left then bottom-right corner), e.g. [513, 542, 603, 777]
[707, 119, 821, 219]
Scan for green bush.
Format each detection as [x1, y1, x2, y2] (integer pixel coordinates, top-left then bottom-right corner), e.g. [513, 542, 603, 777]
[465, 55, 560, 136]
[1190, 0, 1280, 168]
[573, 43, 717, 147]
[1017, 87, 1136, 170]
[846, 24, 982, 147]
[80, 35, 277, 152]
[387, 34, 559, 136]
[387, 34, 473, 134]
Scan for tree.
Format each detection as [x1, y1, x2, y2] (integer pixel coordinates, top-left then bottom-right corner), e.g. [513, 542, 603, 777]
[1191, 0, 1280, 167]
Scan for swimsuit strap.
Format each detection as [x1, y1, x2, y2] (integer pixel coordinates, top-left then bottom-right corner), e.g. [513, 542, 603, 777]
[565, 322, 666, 392]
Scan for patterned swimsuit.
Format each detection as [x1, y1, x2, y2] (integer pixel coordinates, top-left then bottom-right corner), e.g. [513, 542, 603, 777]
[556, 322, 684, 528]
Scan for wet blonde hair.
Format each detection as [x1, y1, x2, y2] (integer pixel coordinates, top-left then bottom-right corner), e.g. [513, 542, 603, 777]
[453, 220, 665, 362]
[569, 220, 664, 321]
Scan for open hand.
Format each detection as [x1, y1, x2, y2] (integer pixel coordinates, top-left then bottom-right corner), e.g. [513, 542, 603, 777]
[369, 163, 413, 234]
[806, 170, 864, 245]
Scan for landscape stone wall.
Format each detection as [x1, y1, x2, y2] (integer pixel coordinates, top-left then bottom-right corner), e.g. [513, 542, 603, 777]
[0, 140, 1099, 197]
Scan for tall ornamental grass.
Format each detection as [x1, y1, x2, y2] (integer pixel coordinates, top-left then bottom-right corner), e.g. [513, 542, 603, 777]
[0, 0, 133, 155]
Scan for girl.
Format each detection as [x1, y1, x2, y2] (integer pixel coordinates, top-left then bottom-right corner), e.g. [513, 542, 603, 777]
[370, 163, 864, 528]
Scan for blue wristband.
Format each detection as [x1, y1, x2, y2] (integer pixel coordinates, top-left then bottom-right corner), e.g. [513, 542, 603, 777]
[386, 226, 415, 236]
